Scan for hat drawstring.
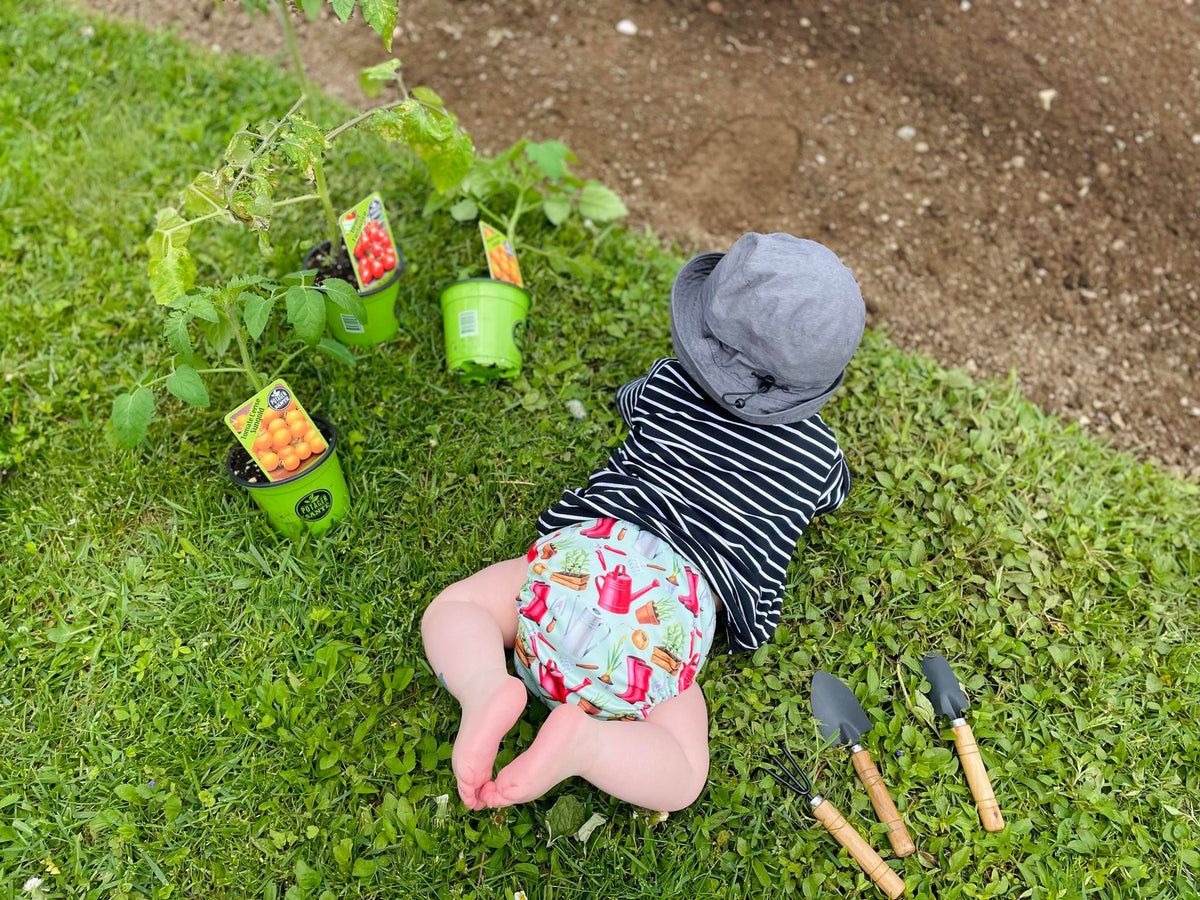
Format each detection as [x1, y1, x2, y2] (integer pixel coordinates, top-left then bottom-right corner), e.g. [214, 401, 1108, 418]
[721, 372, 777, 410]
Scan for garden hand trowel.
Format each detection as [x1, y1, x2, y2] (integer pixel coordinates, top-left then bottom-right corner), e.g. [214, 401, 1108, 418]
[920, 653, 1005, 832]
[811, 671, 915, 857]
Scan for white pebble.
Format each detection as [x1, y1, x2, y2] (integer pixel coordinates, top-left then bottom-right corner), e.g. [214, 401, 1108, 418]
[1192, 134, 1200, 145]
[960, 0, 972, 9]
[616, 19, 638, 36]
[896, 125, 917, 141]
[1038, 88, 1058, 111]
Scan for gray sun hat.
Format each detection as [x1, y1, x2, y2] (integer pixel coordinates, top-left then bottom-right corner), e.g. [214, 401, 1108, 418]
[670, 232, 865, 425]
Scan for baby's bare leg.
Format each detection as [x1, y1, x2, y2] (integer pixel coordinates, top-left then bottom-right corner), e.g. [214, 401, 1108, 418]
[480, 683, 711, 812]
[421, 556, 530, 811]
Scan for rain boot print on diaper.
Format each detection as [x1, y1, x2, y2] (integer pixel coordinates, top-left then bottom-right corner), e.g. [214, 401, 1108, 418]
[513, 519, 718, 720]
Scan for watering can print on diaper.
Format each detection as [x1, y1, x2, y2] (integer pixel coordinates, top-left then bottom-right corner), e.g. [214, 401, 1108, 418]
[596, 565, 660, 614]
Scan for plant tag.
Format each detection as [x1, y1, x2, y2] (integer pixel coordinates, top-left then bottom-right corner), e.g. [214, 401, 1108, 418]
[480, 222, 523, 287]
[225, 379, 330, 483]
[340, 192, 401, 292]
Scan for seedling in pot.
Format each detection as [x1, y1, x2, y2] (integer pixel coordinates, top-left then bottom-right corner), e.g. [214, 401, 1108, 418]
[110, 272, 364, 449]
[434, 139, 628, 277]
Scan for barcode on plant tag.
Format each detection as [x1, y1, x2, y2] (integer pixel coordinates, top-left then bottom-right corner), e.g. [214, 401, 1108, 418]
[458, 309, 479, 338]
[340, 314, 365, 334]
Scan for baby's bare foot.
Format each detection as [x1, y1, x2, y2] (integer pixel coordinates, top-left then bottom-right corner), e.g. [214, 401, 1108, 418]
[452, 674, 528, 810]
[480, 703, 595, 807]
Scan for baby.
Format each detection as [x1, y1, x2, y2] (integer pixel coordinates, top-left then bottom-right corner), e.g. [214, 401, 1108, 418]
[422, 232, 865, 811]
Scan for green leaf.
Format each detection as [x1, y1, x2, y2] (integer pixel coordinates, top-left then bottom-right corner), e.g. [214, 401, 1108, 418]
[163, 312, 194, 363]
[294, 859, 321, 891]
[578, 181, 628, 222]
[449, 198, 478, 222]
[321, 278, 366, 320]
[351, 858, 376, 878]
[165, 364, 210, 408]
[575, 813, 606, 843]
[545, 795, 586, 845]
[111, 388, 154, 448]
[410, 85, 444, 108]
[524, 140, 573, 182]
[286, 285, 326, 345]
[182, 172, 222, 218]
[359, 59, 402, 98]
[425, 133, 474, 193]
[163, 794, 182, 824]
[242, 292, 274, 340]
[197, 309, 237, 358]
[543, 197, 571, 226]
[280, 116, 327, 182]
[330, 0, 355, 23]
[147, 207, 191, 264]
[358, 0, 398, 50]
[148, 230, 196, 306]
[176, 291, 219, 323]
[317, 337, 357, 368]
[298, 0, 322, 19]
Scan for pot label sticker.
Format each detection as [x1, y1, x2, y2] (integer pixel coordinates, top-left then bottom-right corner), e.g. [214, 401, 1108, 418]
[340, 193, 401, 292]
[339, 313, 365, 334]
[457, 309, 479, 338]
[480, 222, 523, 287]
[295, 488, 333, 522]
[225, 379, 329, 483]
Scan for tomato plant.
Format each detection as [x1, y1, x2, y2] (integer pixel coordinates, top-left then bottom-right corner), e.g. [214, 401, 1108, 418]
[115, 2, 476, 450]
[428, 139, 629, 277]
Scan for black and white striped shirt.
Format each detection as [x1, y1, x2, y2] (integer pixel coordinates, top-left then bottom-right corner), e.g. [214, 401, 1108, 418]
[538, 358, 851, 654]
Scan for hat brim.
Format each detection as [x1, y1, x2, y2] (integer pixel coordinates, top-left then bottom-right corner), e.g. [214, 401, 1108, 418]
[670, 251, 845, 425]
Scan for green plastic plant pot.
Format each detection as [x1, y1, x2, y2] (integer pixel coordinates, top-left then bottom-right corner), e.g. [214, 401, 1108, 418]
[438, 278, 532, 382]
[227, 415, 350, 538]
[304, 241, 404, 346]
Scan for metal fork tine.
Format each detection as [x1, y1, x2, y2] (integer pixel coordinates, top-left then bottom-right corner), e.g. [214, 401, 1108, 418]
[757, 744, 813, 797]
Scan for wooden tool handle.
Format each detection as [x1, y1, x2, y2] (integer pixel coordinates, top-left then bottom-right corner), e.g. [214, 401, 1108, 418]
[851, 748, 916, 857]
[952, 721, 1005, 832]
[812, 797, 906, 898]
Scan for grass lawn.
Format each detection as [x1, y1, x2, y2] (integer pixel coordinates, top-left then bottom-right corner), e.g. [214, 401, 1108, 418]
[2, 4, 1199, 899]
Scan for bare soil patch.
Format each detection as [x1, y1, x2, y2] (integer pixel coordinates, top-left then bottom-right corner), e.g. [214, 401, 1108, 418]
[79, 0, 1200, 477]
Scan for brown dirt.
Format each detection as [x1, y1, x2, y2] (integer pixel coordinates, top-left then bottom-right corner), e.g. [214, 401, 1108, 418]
[79, 0, 1200, 478]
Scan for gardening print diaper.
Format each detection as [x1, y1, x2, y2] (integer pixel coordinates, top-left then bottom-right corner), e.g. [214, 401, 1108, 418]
[513, 518, 716, 720]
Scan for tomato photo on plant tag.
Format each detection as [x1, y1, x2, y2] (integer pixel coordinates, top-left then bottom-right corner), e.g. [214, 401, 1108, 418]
[339, 193, 399, 294]
[224, 380, 328, 483]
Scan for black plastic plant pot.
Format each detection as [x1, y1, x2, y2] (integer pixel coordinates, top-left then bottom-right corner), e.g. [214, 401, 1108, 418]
[304, 241, 404, 346]
[226, 415, 349, 538]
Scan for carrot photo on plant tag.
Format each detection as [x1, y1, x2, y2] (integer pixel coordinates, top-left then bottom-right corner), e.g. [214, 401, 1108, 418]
[225, 380, 329, 483]
[481, 222, 523, 287]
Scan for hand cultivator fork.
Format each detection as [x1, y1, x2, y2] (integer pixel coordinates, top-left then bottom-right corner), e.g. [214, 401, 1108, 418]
[759, 743, 905, 899]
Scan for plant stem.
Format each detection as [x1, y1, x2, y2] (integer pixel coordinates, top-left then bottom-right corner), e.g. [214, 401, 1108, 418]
[324, 98, 408, 143]
[143, 367, 249, 389]
[311, 157, 343, 264]
[232, 310, 265, 394]
[164, 194, 320, 237]
[268, 343, 316, 381]
[274, 1, 311, 105]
